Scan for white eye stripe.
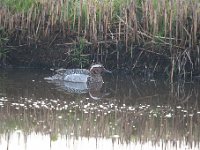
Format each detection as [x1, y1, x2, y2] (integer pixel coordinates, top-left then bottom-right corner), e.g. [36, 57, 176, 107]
[90, 64, 104, 71]
[91, 64, 103, 68]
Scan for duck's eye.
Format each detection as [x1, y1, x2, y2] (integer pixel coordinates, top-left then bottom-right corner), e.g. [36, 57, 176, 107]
[91, 68, 101, 74]
[93, 69, 99, 74]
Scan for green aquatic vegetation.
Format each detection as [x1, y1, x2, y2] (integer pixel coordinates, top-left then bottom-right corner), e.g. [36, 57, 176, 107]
[1, 0, 35, 12]
[71, 38, 90, 68]
[51, 133, 58, 141]
[152, 0, 158, 9]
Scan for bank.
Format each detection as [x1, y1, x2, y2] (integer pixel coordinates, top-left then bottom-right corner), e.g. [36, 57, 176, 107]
[0, 0, 200, 81]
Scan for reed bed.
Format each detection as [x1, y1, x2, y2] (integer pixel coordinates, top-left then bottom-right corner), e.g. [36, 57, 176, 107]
[0, 0, 200, 81]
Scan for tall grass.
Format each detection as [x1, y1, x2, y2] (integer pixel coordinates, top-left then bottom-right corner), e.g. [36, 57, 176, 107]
[0, 0, 200, 80]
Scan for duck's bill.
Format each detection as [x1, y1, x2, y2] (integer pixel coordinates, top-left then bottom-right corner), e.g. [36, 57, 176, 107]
[104, 69, 112, 74]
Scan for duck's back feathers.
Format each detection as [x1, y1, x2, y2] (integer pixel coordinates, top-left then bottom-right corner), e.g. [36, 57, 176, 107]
[64, 74, 90, 82]
[57, 69, 90, 76]
[54, 69, 90, 82]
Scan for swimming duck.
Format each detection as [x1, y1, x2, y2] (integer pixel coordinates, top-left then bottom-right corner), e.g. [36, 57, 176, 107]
[45, 63, 111, 83]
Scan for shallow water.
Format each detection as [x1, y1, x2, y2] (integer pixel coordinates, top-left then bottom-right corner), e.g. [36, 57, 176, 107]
[0, 69, 200, 150]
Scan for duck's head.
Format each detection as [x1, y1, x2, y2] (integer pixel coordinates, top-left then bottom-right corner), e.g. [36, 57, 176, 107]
[89, 64, 111, 75]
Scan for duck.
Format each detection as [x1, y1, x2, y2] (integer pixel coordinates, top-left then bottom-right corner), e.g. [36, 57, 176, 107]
[45, 63, 111, 83]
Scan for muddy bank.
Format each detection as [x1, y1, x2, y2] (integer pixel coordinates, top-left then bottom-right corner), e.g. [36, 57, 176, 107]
[1, 40, 198, 80]
[6, 45, 69, 68]
[3, 43, 169, 71]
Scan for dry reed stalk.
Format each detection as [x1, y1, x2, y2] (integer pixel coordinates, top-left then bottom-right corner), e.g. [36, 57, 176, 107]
[145, 1, 149, 32]
[3, 9, 7, 30]
[164, 1, 167, 40]
[9, 16, 13, 31]
[169, 0, 174, 82]
[179, 2, 184, 46]
[78, 0, 83, 36]
[62, 0, 67, 38]
[44, 15, 50, 37]
[176, 0, 180, 45]
[0, 9, 2, 25]
[7, 12, 11, 31]
[41, 7, 46, 37]
[169, 0, 173, 47]
[50, 1, 54, 31]
[55, 1, 59, 27]
[157, 1, 163, 40]
[125, 7, 128, 52]
[0, 8, 5, 25]
[87, 0, 96, 43]
[57, 0, 62, 21]
[118, 20, 121, 41]
[149, 0, 153, 33]
[130, 1, 137, 42]
[27, 6, 32, 32]
[153, 10, 157, 38]
[93, 4, 97, 45]
[21, 10, 25, 33]
[141, 1, 145, 31]
[103, 5, 108, 41]
[109, 0, 112, 20]
[33, 7, 37, 36]
[192, 4, 198, 47]
[86, 0, 90, 29]
[35, 15, 41, 38]
[97, 3, 102, 40]
[66, 0, 70, 32]
[72, 1, 77, 31]
[23, 12, 28, 43]
[105, 11, 109, 42]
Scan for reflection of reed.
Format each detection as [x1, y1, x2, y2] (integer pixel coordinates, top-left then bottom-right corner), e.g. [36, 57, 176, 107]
[0, 70, 200, 148]
[107, 75, 200, 106]
[0, 96, 199, 148]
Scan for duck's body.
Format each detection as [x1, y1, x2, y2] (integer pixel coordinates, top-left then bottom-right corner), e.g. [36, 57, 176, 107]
[45, 64, 110, 83]
[53, 69, 90, 82]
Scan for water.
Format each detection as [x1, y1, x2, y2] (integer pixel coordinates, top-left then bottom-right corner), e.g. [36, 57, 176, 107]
[0, 69, 200, 150]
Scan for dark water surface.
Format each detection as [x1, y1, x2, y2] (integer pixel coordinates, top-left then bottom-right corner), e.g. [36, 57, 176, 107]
[0, 69, 200, 150]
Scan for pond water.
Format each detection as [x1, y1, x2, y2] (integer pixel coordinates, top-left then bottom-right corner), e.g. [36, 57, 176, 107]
[0, 69, 200, 150]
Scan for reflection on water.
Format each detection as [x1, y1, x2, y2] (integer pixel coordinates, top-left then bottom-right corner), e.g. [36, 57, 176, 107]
[0, 69, 200, 150]
[47, 80, 106, 100]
